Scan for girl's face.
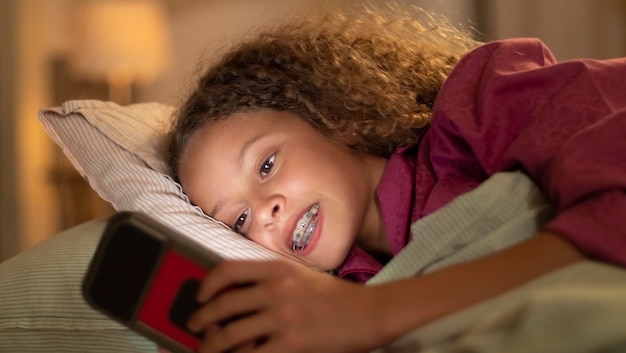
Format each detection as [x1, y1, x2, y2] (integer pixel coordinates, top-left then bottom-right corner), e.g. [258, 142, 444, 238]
[178, 110, 386, 271]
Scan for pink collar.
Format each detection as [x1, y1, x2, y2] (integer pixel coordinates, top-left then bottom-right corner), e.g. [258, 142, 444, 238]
[337, 145, 418, 282]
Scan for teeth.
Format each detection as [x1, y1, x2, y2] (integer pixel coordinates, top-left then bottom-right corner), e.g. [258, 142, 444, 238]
[292, 203, 319, 251]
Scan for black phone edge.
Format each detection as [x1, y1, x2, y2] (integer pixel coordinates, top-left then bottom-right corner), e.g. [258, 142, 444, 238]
[82, 211, 223, 353]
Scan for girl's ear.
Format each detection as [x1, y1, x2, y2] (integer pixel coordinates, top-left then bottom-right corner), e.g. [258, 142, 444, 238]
[327, 128, 359, 148]
[342, 129, 360, 147]
[349, 131, 360, 144]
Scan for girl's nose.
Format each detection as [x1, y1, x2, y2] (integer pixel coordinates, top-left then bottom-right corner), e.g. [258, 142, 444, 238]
[257, 195, 283, 226]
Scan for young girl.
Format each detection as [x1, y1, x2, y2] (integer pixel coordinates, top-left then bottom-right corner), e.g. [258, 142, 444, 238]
[165, 4, 626, 353]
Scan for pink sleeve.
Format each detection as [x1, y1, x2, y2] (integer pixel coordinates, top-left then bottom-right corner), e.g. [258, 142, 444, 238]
[430, 38, 626, 266]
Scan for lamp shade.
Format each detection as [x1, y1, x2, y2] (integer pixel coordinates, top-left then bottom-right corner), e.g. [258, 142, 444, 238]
[70, 0, 172, 87]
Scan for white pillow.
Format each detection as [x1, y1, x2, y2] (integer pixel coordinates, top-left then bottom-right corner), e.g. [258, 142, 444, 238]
[0, 100, 280, 352]
[0, 219, 156, 353]
[38, 99, 278, 260]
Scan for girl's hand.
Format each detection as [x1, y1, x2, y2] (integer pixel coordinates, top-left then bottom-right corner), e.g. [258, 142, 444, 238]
[187, 260, 393, 353]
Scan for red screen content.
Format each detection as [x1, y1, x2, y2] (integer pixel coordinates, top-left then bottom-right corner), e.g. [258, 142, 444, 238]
[137, 250, 207, 351]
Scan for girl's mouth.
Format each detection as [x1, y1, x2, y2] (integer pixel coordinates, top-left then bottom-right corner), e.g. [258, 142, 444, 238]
[292, 203, 319, 251]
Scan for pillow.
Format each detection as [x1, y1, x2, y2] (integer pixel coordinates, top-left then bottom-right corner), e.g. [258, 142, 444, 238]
[38, 99, 278, 260]
[0, 100, 282, 352]
[0, 219, 156, 353]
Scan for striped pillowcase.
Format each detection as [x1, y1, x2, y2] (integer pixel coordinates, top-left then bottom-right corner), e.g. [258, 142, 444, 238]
[38, 99, 277, 260]
[0, 220, 157, 352]
[0, 100, 281, 352]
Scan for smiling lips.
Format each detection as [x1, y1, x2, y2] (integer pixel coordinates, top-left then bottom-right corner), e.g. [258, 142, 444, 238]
[292, 203, 319, 251]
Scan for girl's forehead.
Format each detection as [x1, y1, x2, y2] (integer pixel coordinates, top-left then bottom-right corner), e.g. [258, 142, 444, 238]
[208, 110, 311, 134]
[184, 111, 305, 157]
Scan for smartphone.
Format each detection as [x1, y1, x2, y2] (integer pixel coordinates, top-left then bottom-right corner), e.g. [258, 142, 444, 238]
[83, 211, 222, 353]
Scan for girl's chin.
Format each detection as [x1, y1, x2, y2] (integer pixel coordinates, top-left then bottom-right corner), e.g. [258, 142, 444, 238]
[297, 254, 345, 273]
[286, 252, 328, 271]
[280, 251, 320, 269]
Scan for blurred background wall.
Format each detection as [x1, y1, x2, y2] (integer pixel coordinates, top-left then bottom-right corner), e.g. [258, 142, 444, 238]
[1, 0, 625, 262]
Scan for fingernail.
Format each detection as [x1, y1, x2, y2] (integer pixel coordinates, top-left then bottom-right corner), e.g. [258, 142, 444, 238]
[187, 316, 198, 332]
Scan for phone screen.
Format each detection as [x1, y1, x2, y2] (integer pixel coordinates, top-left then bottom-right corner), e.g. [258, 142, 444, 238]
[84, 223, 163, 322]
[84, 215, 210, 352]
[136, 248, 207, 349]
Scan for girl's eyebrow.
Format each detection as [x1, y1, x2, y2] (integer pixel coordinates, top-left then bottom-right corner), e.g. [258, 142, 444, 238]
[210, 133, 266, 217]
[209, 199, 225, 219]
[238, 133, 264, 168]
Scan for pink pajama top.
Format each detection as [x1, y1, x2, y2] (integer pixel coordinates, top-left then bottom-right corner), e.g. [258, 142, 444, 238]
[338, 38, 626, 283]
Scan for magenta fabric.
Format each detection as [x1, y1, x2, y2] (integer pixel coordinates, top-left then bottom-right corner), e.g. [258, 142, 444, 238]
[338, 38, 626, 282]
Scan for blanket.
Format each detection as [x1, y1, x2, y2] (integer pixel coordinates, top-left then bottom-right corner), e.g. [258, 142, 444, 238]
[2, 172, 625, 352]
[369, 171, 626, 353]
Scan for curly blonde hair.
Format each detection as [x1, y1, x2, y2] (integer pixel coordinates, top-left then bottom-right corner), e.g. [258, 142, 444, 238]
[167, 2, 479, 179]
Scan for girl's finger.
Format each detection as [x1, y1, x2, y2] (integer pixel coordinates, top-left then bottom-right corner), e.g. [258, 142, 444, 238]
[197, 260, 294, 302]
[232, 340, 258, 353]
[188, 282, 267, 332]
[199, 309, 277, 353]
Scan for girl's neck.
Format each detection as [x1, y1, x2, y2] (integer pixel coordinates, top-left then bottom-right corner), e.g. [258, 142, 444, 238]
[355, 155, 393, 262]
[356, 239, 393, 265]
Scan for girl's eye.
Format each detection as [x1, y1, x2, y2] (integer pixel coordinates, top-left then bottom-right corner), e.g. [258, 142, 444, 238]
[234, 210, 249, 233]
[260, 154, 275, 177]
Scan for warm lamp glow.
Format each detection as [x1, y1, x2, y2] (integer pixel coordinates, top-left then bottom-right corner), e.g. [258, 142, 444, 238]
[70, 0, 172, 103]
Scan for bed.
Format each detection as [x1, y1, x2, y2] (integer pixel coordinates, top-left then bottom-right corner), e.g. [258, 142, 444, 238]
[1, 100, 625, 353]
